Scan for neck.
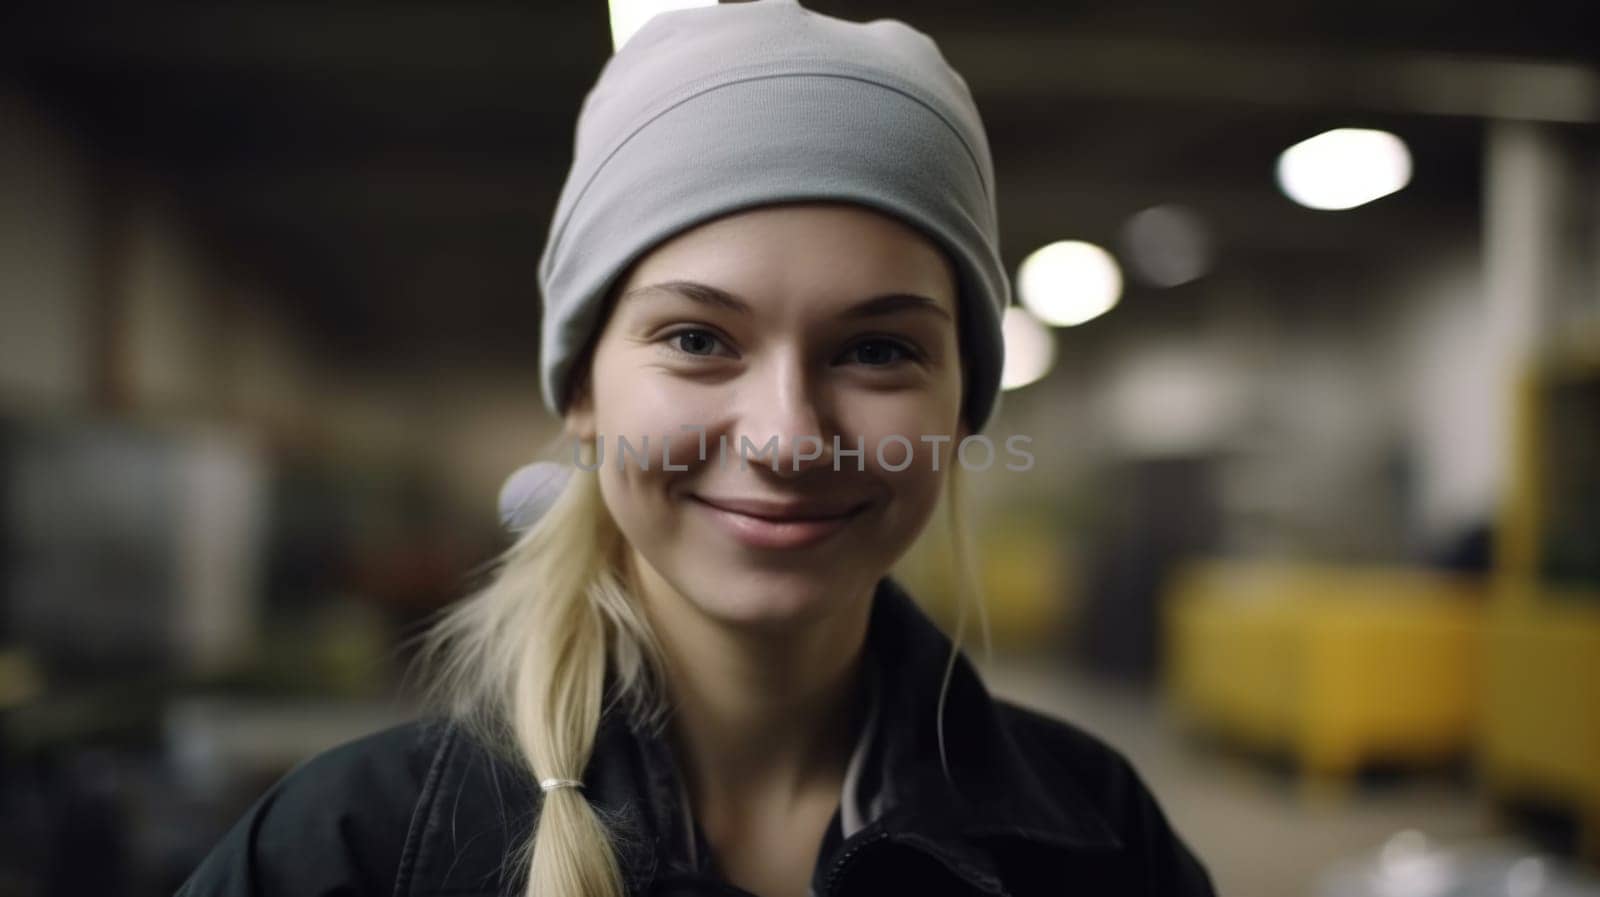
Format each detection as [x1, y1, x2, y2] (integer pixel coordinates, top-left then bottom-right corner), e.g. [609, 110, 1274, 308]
[628, 552, 874, 814]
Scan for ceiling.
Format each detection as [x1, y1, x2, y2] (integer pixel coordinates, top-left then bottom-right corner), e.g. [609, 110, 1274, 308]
[6, 0, 1596, 367]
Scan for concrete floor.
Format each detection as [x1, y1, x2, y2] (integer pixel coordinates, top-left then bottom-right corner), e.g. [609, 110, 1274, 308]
[979, 654, 1600, 897]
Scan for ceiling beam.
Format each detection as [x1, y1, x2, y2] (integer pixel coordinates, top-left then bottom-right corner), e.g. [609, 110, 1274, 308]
[12, 5, 1597, 123]
[943, 33, 1600, 124]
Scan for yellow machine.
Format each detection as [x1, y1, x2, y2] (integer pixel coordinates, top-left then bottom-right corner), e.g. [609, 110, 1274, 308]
[1480, 348, 1600, 858]
[1166, 560, 1483, 781]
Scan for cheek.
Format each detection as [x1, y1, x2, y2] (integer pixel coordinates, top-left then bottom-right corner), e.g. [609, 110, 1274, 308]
[589, 361, 720, 528]
[843, 400, 954, 542]
[843, 394, 960, 474]
[590, 355, 725, 445]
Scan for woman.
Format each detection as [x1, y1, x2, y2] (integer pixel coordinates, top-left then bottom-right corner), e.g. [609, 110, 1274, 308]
[176, 2, 1216, 896]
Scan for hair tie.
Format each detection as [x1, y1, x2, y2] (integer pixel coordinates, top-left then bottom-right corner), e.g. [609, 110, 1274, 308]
[539, 778, 585, 793]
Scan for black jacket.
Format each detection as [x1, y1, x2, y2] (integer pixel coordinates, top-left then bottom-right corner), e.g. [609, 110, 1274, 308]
[175, 578, 1216, 897]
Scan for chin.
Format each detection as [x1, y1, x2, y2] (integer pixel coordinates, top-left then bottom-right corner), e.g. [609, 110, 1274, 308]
[679, 564, 862, 629]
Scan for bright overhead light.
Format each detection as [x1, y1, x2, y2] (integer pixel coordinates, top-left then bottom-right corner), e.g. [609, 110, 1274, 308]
[1276, 128, 1412, 211]
[1016, 240, 1122, 327]
[609, 0, 716, 52]
[1000, 306, 1056, 390]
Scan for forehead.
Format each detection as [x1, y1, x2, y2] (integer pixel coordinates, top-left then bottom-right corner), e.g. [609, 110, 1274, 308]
[618, 202, 959, 309]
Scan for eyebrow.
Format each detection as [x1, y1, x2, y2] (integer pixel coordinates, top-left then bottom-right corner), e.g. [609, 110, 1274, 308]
[620, 280, 954, 322]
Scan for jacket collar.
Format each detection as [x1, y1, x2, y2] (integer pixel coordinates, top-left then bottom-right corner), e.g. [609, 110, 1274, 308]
[403, 576, 1122, 897]
[824, 576, 1124, 892]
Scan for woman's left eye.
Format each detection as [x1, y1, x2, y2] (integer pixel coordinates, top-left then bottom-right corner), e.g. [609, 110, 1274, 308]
[844, 338, 918, 366]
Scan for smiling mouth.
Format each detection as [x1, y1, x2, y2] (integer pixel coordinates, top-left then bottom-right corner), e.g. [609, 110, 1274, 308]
[688, 495, 870, 549]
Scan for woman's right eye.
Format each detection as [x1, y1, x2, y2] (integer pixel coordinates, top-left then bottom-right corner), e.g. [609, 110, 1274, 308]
[660, 328, 729, 358]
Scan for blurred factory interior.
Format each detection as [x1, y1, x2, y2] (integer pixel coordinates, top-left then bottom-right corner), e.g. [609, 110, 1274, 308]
[1, 1, 1598, 895]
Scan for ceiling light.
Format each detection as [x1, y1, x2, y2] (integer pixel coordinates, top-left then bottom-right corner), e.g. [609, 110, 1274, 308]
[1000, 306, 1056, 390]
[1276, 128, 1412, 211]
[1016, 240, 1123, 327]
[609, 0, 717, 52]
[1121, 204, 1213, 287]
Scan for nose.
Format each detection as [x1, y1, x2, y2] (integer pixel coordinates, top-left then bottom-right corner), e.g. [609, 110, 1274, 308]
[737, 350, 834, 476]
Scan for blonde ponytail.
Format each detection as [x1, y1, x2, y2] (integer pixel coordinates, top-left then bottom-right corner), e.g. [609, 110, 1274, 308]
[413, 437, 665, 897]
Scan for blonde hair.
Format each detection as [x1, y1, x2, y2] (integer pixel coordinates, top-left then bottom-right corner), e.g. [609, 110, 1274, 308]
[412, 436, 990, 897]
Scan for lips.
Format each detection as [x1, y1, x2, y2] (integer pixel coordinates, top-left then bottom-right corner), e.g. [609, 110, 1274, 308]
[692, 495, 868, 521]
[689, 494, 870, 550]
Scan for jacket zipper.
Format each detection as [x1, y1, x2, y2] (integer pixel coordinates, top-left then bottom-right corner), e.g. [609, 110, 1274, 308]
[819, 828, 892, 896]
[821, 825, 1017, 897]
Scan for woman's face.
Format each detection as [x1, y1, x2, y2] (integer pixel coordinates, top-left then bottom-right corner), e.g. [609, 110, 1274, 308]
[565, 202, 967, 629]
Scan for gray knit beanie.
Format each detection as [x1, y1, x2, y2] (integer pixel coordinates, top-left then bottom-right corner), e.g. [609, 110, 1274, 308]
[536, 0, 1009, 434]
